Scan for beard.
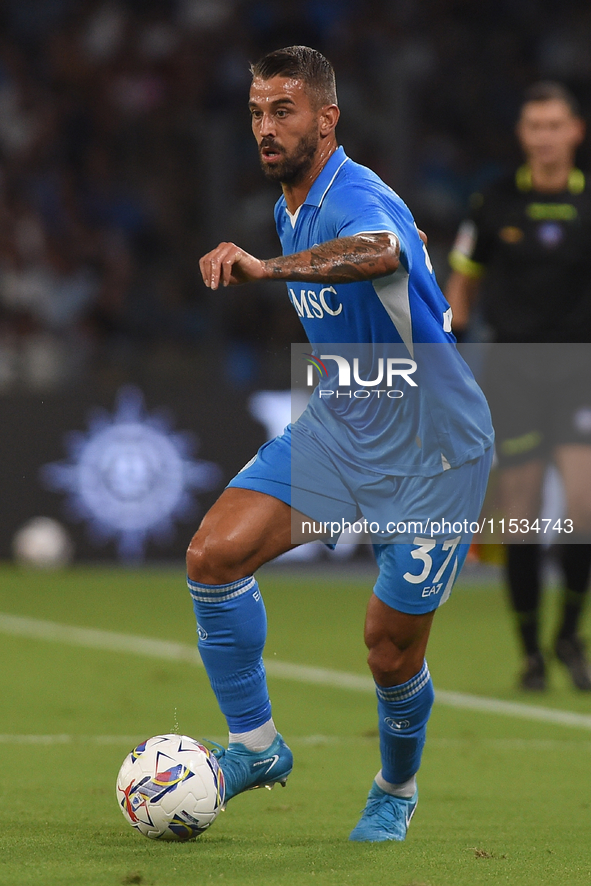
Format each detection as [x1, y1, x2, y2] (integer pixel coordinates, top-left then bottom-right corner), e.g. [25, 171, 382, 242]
[259, 129, 319, 184]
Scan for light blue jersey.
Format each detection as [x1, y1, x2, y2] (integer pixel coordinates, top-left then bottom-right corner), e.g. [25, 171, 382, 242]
[229, 146, 493, 614]
[277, 146, 452, 346]
[275, 146, 494, 476]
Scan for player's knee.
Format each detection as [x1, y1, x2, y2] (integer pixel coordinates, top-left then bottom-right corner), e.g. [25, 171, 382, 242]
[186, 529, 249, 585]
[365, 626, 426, 686]
[366, 636, 407, 686]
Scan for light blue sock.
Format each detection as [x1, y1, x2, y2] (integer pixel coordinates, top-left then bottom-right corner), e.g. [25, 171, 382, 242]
[187, 575, 272, 733]
[376, 660, 434, 786]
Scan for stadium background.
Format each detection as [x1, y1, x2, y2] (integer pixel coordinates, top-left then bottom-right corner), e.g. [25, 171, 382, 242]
[3, 7, 591, 885]
[1, 0, 590, 561]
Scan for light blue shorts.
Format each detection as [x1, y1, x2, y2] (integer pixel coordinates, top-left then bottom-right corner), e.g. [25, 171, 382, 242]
[228, 424, 492, 614]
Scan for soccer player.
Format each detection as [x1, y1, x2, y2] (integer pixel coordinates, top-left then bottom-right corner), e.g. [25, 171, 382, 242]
[189, 46, 493, 841]
[446, 82, 591, 691]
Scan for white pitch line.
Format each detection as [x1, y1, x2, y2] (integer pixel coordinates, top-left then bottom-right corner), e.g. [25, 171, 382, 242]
[0, 613, 202, 666]
[2, 612, 591, 732]
[432, 689, 591, 730]
[1, 734, 591, 749]
[0, 734, 73, 744]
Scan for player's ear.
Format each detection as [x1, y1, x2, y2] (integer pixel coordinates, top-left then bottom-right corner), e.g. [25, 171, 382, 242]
[573, 116, 585, 147]
[319, 104, 340, 136]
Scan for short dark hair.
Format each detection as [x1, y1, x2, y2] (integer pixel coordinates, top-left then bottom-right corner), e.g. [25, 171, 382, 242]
[250, 46, 337, 108]
[521, 81, 581, 117]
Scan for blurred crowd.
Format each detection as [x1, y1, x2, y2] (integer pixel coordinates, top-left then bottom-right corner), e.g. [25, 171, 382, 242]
[0, 0, 590, 390]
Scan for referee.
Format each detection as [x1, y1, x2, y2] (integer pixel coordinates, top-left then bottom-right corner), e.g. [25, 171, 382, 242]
[446, 82, 591, 691]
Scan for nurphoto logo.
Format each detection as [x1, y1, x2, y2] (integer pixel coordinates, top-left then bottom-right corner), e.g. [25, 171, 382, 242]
[305, 352, 418, 399]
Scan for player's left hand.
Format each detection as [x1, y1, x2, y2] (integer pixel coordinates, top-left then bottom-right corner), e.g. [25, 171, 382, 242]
[199, 242, 267, 289]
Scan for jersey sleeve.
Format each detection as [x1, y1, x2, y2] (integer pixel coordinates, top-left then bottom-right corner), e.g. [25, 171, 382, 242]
[329, 183, 408, 253]
[448, 191, 491, 278]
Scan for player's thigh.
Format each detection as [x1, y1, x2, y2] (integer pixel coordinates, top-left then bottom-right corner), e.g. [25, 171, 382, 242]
[230, 421, 358, 542]
[555, 444, 591, 533]
[187, 487, 296, 581]
[497, 459, 545, 526]
[188, 424, 357, 581]
[190, 431, 302, 580]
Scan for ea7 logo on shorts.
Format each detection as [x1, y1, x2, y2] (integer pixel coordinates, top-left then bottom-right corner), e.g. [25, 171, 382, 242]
[421, 582, 443, 598]
[385, 718, 411, 731]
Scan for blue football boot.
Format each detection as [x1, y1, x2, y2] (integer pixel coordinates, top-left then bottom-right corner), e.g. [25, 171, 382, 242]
[349, 782, 418, 842]
[209, 734, 293, 805]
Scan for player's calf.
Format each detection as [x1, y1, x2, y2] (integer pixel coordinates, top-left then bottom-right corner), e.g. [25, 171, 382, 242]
[350, 661, 432, 842]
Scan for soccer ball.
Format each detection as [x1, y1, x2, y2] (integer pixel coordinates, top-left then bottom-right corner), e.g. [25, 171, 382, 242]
[116, 734, 225, 841]
[12, 517, 74, 568]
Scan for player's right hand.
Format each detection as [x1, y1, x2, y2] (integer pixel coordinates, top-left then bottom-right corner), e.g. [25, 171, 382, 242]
[199, 242, 267, 289]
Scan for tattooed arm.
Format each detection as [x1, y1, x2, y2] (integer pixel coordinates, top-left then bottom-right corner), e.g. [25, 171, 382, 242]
[199, 232, 400, 290]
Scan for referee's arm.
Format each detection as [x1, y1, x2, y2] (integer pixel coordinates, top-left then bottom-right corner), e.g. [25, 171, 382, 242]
[445, 197, 488, 338]
[445, 270, 480, 337]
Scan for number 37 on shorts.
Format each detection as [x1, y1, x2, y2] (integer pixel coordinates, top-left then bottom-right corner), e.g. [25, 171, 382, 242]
[374, 536, 468, 615]
[404, 536, 463, 605]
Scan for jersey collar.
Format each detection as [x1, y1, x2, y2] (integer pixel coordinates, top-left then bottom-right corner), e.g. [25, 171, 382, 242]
[516, 164, 585, 195]
[302, 145, 349, 208]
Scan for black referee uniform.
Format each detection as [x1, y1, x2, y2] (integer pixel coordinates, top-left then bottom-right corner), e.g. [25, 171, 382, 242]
[450, 164, 591, 343]
[450, 164, 591, 689]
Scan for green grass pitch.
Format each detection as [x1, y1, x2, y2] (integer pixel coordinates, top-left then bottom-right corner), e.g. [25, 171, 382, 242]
[0, 562, 590, 886]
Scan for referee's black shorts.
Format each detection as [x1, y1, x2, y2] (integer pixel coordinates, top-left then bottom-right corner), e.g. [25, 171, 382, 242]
[482, 344, 591, 468]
